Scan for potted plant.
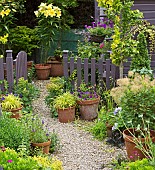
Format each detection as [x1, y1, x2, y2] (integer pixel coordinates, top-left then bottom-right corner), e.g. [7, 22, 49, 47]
[25, 114, 51, 154]
[54, 92, 76, 123]
[1, 94, 23, 119]
[85, 19, 113, 43]
[34, 2, 61, 80]
[47, 48, 64, 77]
[75, 83, 100, 120]
[110, 73, 155, 160]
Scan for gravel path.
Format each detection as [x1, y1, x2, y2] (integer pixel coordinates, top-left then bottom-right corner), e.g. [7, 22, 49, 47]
[33, 80, 126, 170]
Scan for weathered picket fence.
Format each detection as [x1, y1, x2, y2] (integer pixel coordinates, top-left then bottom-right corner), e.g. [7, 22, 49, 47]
[0, 50, 27, 93]
[63, 51, 119, 90]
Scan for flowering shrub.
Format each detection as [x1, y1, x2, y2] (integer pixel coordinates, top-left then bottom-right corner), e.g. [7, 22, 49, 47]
[76, 83, 99, 101]
[85, 18, 113, 37]
[34, 2, 61, 62]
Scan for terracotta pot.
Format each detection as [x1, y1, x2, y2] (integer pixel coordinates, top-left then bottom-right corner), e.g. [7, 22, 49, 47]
[10, 107, 22, 119]
[35, 64, 51, 80]
[27, 61, 33, 70]
[106, 123, 113, 138]
[76, 97, 100, 120]
[31, 140, 51, 154]
[58, 106, 75, 123]
[123, 128, 155, 161]
[89, 35, 106, 43]
[47, 61, 64, 77]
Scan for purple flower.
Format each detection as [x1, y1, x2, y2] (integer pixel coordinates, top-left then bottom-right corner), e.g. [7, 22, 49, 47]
[46, 133, 49, 136]
[113, 107, 122, 115]
[42, 120, 44, 124]
[14, 94, 18, 97]
[1, 97, 5, 101]
[32, 129, 35, 132]
[7, 160, 13, 163]
[19, 94, 23, 98]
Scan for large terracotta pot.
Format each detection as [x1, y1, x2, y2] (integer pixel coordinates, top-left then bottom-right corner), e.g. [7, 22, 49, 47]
[123, 128, 155, 161]
[35, 64, 51, 80]
[47, 61, 64, 77]
[76, 97, 100, 120]
[31, 140, 51, 154]
[57, 106, 75, 123]
[10, 107, 22, 119]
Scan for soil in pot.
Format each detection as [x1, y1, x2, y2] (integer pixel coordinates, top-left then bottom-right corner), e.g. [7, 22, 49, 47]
[123, 128, 155, 161]
[58, 106, 75, 123]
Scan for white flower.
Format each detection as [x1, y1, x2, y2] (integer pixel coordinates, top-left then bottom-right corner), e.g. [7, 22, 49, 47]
[112, 123, 118, 131]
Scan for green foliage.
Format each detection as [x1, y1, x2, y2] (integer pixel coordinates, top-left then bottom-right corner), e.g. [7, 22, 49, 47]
[46, 77, 64, 117]
[89, 27, 112, 37]
[77, 40, 111, 61]
[130, 32, 151, 72]
[54, 92, 76, 109]
[50, 132, 60, 153]
[21, 113, 50, 143]
[14, 77, 40, 112]
[0, 148, 39, 170]
[0, 116, 30, 151]
[91, 119, 107, 140]
[9, 26, 40, 56]
[1, 94, 23, 111]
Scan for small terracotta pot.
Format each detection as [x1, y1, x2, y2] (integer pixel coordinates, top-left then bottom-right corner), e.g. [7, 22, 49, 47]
[27, 61, 33, 70]
[31, 140, 51, 154]
[58, 106, 75, 123]
[123, 128, 155, 161]
[76, 97, 100, 120]
[10, 107, 22, 119]
[35, 64, 51, 80]
[47, 60, 64, 77]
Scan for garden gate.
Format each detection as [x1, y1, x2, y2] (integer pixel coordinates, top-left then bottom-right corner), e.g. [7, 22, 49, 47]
[0, 50, 27, 93]
[63, 51, 119, 90]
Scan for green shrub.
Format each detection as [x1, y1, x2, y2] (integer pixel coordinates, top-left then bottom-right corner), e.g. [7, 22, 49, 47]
[0, 116, 30, 151]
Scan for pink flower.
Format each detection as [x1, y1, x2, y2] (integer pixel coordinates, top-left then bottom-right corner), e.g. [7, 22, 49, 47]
[100, 43, 104, 48]
[129, 155, 133, 159]
[7, 160, 13, 163]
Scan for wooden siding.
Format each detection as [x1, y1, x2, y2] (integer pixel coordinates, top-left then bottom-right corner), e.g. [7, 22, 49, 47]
[0, 50, 27, 92]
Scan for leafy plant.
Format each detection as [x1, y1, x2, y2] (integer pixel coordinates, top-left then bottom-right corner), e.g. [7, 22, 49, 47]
[0, 116, 30, 151]
[46, 77, 64, 117]
[75, 82, 99, 101]
[1, 94, 23, 111]
[9, 26, 40, 56]
[14, 77, 39, 112]
[50, 132, 60, 153]
[21, 113, 50, 143]
[54, 92, 76, 109]
[111, 74, 155, 129]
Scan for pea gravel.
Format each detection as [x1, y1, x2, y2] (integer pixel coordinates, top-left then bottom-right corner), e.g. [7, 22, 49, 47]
[32, 80, 126, 170]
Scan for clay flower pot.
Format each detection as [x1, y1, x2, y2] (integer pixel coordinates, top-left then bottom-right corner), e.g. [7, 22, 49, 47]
[31, 140, 51, 154]
[123, 128, 155, 161]
[35, 64, 51, 80]
[10, 107, 22, 119]
[57, 106, 75, 123]
[77, 97, 100, 120]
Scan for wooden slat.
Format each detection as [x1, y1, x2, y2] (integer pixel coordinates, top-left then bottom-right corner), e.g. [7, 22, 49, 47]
[70, 57, 75, 89]
[84, 58, 89, 84]
[77, 58, 82, 87]
[91, 58, 96, 86]
[63, 57, 69, 78]
[6, 50, 14, 93]
[98, 58, 104, 88]
[132, 4, 155, 11]
[106, 59, 110, 89]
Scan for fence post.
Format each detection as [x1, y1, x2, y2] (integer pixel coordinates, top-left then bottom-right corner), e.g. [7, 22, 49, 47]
[63, 50, 69, 78]
[6, 50, 14, 93]
[106, 59, 111, 90]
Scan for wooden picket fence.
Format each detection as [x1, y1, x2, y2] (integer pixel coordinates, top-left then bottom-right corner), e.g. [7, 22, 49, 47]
[0, 50, 27, 93]
[63, 51, 119, 90]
